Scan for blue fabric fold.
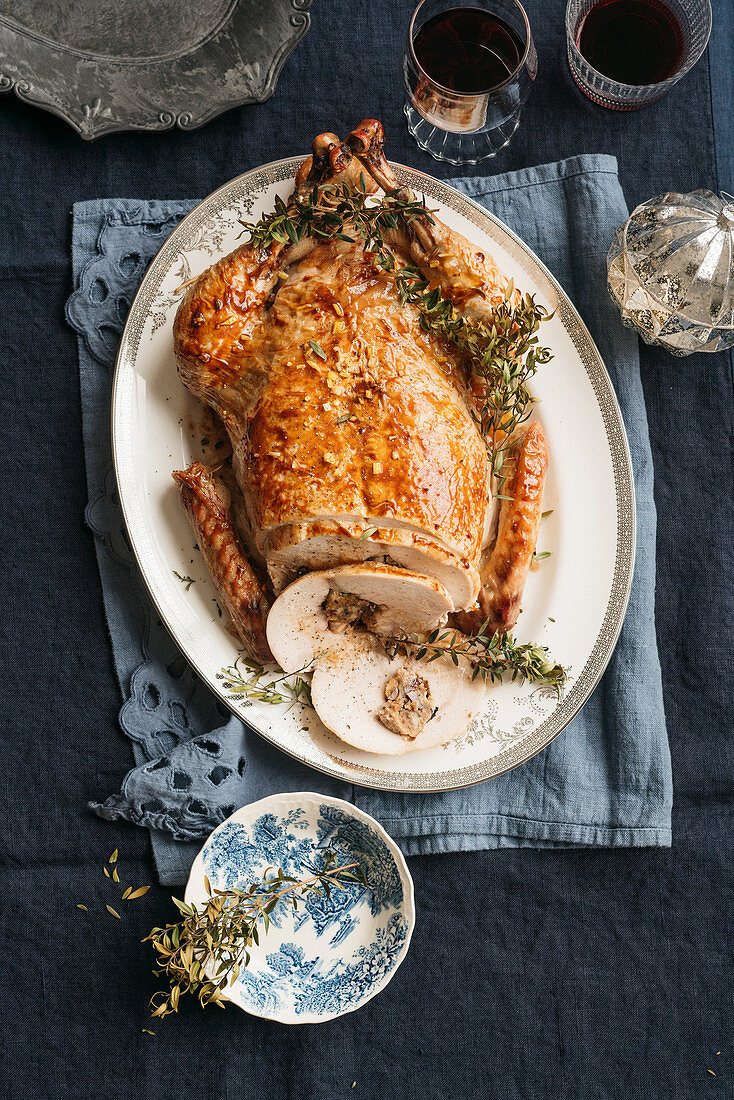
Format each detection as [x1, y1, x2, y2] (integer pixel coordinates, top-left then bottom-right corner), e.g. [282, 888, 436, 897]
[66, 154, 672, 885]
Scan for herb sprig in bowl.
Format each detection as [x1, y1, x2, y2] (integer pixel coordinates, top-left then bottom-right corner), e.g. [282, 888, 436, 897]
[144, 853, 365, 1018]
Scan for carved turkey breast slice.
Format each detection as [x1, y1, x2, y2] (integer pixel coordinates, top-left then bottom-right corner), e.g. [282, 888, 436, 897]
[311, 635, 485, 756]
[266, 563, 453, 674]
[262, 520, 481, 608]
[265, 564, 483, 754]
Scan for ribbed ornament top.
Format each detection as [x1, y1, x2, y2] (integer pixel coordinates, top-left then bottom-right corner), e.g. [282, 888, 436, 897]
[607, 189, 734, 355]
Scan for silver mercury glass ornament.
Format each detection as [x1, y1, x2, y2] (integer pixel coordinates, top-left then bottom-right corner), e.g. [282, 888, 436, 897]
[607, 189, 734, 356]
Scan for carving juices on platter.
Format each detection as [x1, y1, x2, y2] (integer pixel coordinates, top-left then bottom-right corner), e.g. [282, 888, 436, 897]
[171, 120, 565, 757]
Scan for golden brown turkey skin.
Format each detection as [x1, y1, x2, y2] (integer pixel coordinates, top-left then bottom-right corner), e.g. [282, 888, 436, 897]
[452, 422, 548, 636]
[241, 238, 490, 564]
[173, 219, 491, 568]
[172, 462, 272, 663]
[173, 240, 286, 433]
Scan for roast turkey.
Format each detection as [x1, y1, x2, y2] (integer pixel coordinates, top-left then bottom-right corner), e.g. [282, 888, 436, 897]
[171, 121, 548, 753]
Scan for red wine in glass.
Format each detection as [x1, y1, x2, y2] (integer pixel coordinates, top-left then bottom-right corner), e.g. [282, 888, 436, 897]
[413, 6, 525, 93]
[576, 0, 684, 85]
[404, 0, 537, 162]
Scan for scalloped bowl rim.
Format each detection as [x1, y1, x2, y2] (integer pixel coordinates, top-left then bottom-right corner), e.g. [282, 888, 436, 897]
[185, 792, 416, 1024]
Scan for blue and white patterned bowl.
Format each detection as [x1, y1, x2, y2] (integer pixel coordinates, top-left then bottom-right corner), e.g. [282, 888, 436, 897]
[185, 793, 415, 1024]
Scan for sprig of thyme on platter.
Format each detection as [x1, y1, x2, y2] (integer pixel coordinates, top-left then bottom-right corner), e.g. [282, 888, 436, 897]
[380, 625, 566, 693]
[240, 179, 552, 490]
[144, 853, 365, 1018]
[390, 268, 552, 492]
[219, 654, 314, 708]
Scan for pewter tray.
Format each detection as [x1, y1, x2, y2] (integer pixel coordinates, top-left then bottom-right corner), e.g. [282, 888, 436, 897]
[0, 0, 311, 139]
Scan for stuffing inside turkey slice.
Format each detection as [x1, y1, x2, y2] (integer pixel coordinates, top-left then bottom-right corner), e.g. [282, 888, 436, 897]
[378, 669, 435, 741]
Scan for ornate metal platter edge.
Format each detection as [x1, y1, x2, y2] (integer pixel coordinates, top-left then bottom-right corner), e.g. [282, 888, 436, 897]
[0, 0, 311, 140]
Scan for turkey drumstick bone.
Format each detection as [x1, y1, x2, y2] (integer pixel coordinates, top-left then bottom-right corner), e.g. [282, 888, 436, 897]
[348, 118, 518, 325]
[294, 131, 378, 202]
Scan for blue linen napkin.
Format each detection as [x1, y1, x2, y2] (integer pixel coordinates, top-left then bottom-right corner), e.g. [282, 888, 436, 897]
[66, 154, 672, 885]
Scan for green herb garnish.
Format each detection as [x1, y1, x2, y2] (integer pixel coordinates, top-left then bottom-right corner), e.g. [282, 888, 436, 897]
[145, 853, 366, 1017]
[127, 886, 151, 901]
[308, 339, 327, 360]
[381, 624, 566, 693]
[219, 655, 314, 708]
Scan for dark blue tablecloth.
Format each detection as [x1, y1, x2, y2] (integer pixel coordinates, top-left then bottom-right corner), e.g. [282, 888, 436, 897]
[1, 1, 732, 1096]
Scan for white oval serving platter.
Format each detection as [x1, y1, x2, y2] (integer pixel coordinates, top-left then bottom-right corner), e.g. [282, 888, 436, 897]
[185, 792, 415, 1023]
[112, 156, 635, 793]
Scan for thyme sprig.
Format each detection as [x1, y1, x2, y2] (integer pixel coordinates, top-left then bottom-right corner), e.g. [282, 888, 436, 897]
[239, 178, 431, 251]
[391, 270, 552, 492]
[463, 289, 553, 491]
[240, 179, 552, 491]
[381, 625, 566, 693]
[144, 853, 365, 1017]
[219, 654, 314, 708]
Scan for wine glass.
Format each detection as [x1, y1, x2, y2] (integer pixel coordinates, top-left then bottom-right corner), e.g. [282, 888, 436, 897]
[566, 0, 712, 110]
[403, 0, 538, 165]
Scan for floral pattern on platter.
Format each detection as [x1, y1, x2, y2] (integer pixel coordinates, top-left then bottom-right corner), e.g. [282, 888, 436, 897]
[147, 203, 247, 336]
[191, 796, 413, 1022]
